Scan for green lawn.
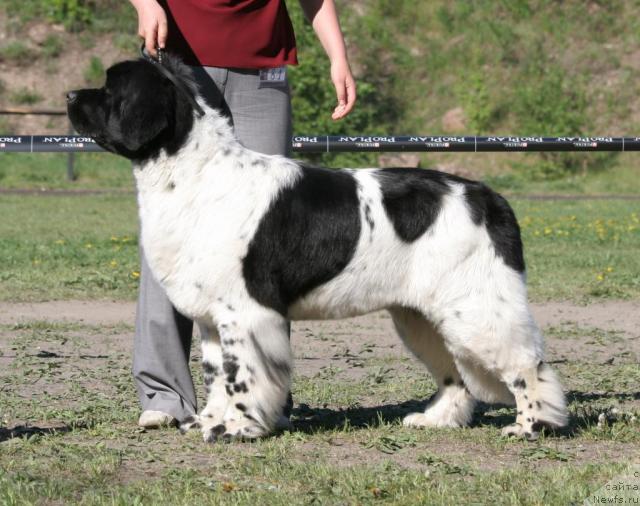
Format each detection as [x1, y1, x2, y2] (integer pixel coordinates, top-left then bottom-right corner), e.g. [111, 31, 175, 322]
[0, 153, 133, 190]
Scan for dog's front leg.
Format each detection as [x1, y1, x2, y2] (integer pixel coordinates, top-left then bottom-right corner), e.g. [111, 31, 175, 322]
[200, 312, 292, 442]
[179, 324, 227, 435]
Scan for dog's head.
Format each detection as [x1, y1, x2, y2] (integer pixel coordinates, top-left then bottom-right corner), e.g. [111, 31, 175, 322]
[67, 55, 198, 161]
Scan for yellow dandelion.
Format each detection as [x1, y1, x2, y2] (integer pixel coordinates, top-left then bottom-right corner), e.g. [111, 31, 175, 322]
[110, 235, 119, 242]
[131, 271, 140, 279]
[606, 266, 613, 272]
[596, 274, 604, 281]
[54, 239, 65, 245]
[110, 260, 118, 267]
[85, 243, 93, 249]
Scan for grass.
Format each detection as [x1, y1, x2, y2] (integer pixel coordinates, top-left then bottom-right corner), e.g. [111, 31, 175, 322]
[0, 153, 132, 190]
[84, 56, 105, 86]
[516, 198, 640, 301]
[0, 194, 139, 301]
[0, 317, 637, 504]
[41, 34, 63, 58]
[9, 88, 43, 106]
[0, 41, 35, 66]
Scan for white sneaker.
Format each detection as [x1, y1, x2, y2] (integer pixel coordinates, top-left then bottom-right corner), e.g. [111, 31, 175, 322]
[138, 410, 176, 429]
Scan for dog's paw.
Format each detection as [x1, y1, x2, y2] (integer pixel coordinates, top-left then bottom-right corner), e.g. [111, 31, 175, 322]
[179, 414, 203, 434]
[402, 411, 464, 428]
[403, 412, 433, 428]
[202, 418, 268, 443]
[501, 423, 539, 441]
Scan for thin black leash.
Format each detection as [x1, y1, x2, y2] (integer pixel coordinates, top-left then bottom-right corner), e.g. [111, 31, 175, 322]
[140, 43, 205, 118]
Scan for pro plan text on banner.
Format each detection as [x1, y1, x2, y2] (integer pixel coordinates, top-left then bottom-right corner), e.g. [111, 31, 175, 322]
[3, 135, 640, 153]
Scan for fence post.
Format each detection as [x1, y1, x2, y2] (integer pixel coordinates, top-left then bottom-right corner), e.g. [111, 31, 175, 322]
[67, 121, 76, 181]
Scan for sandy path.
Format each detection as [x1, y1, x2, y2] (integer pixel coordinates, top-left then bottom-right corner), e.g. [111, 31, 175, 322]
[0, 299, 638, 334]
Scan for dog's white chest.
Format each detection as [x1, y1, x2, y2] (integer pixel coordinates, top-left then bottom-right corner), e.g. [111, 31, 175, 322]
[133, 147, 300, 320]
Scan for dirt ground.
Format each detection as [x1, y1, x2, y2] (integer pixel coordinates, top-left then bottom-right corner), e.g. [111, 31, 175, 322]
[1, 298, 639, 332]
[1, 298, 638, 387]
[1, 299, 638, 476]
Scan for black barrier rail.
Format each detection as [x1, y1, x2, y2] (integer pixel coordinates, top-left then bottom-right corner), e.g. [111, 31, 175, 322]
[2, 135, 640, 153]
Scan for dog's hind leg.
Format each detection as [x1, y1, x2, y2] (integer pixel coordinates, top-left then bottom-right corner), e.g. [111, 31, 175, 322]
[439, 284, 568, 440]
[200, 311, 292, 442]
[389, 307, 476, 428]
[499, 361, 568, 441]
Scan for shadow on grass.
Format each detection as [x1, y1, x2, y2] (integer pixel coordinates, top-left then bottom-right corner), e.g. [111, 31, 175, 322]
[0, 424, 74, 443]
[291, 399, 515, 433]
[291, 399, 424, 433]
[290, 389, 639, 437]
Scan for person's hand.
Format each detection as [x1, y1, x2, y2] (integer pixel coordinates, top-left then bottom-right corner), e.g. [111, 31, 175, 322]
[133, 0, 168, 58]
[330, 58, 356, 120]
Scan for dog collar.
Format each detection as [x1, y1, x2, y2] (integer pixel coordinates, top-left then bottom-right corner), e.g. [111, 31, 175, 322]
[140, 44, 205, 118]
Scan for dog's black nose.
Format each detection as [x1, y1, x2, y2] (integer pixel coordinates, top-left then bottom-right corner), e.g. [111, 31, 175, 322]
[66, 91, 78, 104]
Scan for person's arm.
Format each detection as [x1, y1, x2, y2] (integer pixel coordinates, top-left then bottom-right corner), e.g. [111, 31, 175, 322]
[298, 0, 356, 120]
[129, 0, 168, 58]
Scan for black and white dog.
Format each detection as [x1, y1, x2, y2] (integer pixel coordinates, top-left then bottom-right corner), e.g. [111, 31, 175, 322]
[67, 55, 568, 442]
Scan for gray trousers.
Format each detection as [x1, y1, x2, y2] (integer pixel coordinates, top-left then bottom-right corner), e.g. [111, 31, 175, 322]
[133, 66, 292, 422]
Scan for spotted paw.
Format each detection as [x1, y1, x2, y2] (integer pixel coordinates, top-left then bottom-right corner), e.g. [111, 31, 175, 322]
[202, 418, 268, 443]
[501, 423, 539, 441]
[179, 414, 203, 434]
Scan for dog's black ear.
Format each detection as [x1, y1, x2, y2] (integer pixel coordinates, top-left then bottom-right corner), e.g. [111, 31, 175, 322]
[118, 88, 170, 153]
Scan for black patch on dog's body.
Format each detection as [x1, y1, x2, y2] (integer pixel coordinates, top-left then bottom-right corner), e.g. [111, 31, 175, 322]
[243, 165, 361, 315]
[377, 168, 448, 242]
[377, 168, 524, 272]
[465, 183, 525, 272]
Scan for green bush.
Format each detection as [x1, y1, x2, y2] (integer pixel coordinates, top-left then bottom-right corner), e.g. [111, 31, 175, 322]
[10, 88, 43, 105]
[41, 34, 64, 58]
[455, 71, 500, 132]
[511, 54, 616, 179]
[2, 0, 136, 33]
[43, 0, 92, 30]
[83, 56, 105, 86]
[0, 42, 35, 66]
[288, 2, 404, 167]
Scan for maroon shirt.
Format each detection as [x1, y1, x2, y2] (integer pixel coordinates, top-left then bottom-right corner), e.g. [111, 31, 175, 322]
[160, 0, 298, 68]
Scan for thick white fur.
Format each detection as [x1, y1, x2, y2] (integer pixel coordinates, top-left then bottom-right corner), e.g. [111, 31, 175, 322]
[134, 100, 567, 441]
